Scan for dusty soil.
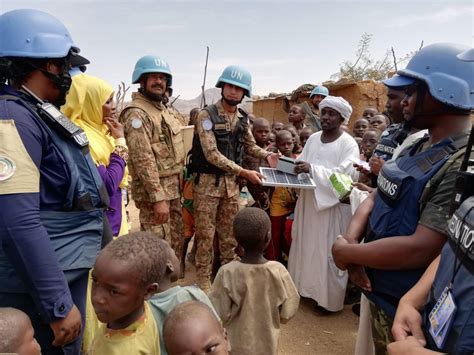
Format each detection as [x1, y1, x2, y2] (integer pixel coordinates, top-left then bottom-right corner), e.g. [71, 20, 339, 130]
[127, 202, 359, 354]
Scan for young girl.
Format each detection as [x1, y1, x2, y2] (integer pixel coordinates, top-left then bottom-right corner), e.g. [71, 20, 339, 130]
[268, 130, 298, 261]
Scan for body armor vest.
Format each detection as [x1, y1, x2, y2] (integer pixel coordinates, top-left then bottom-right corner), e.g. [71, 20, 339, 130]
[365, 135, 467, 316]
[191, 104, 248, 176]
[122, 94, 185, 177]
[425, 196, 474, 353]
[0, 94, 107, 287]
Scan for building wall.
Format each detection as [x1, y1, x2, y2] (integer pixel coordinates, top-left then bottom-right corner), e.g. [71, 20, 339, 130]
[253, 97, 289, 124]
[331, 81, 387, 127]
[252, 80, 388, 128]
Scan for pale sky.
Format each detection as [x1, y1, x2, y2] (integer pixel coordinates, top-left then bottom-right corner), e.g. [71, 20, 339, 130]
[3, 0, 473, 100]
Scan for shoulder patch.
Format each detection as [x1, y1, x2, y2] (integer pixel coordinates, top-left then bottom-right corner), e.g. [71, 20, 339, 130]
[0, 120, 39, 194]
[0, 156, 16, 181]
[131, 118, 143, 129]
[202, 119, 213, 131]
[381, 130, 389, 137]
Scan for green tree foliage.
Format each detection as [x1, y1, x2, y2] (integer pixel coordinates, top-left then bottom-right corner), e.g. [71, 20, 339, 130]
[333, 33, 418, 81]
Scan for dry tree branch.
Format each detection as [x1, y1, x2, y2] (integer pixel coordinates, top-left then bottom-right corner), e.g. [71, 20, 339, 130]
[115, 81, 130, 113]
[391, 47, 398, 72]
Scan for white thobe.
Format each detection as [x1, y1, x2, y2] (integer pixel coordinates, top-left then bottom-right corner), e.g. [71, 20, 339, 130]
[288, 131, 359, 311]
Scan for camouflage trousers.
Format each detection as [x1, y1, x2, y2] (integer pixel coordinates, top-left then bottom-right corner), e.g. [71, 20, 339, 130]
[136, 198, 184, 258]
[369, 301, 394, 355]
[194, 191, 239, 289]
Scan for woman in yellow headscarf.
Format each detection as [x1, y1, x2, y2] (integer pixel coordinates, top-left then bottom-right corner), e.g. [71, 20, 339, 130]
[62, 73, 129, 236]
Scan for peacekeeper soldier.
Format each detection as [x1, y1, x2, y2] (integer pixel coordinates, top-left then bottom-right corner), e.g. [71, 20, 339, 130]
[388, 46, 474, 355]
[191, 65, 279, 291]
[303, 85, 329, 130]
[332, 43, 473, 354]
[0, 9, 109, 354]
[119, 55, 185, 257]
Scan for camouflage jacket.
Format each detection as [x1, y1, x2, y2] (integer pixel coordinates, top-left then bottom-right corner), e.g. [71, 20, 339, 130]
[193, 100, 269, 198]
[120, 92, 185, 202]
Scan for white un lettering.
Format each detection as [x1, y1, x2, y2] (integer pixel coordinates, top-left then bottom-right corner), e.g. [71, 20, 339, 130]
[449, 214, 474, 250]
[231, 71, 243, 80]
[377, 174, 398, 197]
[154, 59, 167, 68]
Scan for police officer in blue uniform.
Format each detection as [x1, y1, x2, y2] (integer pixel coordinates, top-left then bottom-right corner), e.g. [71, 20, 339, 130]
[388, 47, 474, 355]
[0, 9, 108, 354]
[389, 197, 474, 355]
[332, 42, 473, 354]
[371, 120, 405, 162]
[371, 75, 411, 159]
[355, 75, 412, 184]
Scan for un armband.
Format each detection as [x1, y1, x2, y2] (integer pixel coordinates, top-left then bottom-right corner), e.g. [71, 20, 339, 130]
[37, 102, 89, 148]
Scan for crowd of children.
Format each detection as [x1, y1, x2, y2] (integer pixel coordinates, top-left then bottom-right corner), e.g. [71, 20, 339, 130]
[2, 95, 471, 355]
[0, 92, 392, 355]
[0, 210, 300, 355]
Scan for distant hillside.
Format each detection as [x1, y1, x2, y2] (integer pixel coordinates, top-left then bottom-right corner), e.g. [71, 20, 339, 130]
[171, 87, 252, 115]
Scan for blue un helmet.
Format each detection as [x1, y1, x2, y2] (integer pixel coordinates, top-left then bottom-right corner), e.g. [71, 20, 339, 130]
[215, 65, 252, 97]
[396, 43, 473, 110]
[0, 9, 88, 66]
[457, 48, 474, 62]
[132, 55, 172, 86]
[382, 74, 414, 90]
[310, 85, 329, 98]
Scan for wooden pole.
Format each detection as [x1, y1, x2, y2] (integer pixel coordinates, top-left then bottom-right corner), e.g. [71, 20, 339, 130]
[200, 46, 210, 108]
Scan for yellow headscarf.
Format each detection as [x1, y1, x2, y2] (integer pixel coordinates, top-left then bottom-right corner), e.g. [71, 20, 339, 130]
[62, 73, 128, 189]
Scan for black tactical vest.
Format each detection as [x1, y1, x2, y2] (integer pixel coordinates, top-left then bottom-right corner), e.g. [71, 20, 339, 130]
[191, 104, 248, 176]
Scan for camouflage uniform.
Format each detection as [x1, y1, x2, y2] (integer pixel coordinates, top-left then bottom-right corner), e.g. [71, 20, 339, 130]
[193, 100, 270, 291]
[369, 301, 394, 355]
[301, 101, 321, 131]
[120, 91, 185, 257]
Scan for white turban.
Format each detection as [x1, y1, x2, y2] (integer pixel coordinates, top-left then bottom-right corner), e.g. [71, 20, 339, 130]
[319, 96, 353, 124]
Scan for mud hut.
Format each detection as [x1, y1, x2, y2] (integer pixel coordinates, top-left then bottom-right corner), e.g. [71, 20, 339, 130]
[252, 79, 387, 128]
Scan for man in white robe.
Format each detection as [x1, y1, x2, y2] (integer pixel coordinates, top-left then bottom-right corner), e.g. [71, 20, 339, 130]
[288, 96, 359, 312]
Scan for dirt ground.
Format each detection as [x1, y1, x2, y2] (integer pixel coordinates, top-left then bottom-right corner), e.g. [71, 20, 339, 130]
[127, 202, 359, 355]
